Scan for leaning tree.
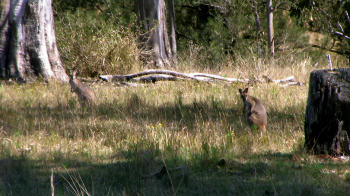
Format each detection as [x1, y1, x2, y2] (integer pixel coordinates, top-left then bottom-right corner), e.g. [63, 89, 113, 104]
[0, 0, 68, 82]
[135, 0, 175, 68]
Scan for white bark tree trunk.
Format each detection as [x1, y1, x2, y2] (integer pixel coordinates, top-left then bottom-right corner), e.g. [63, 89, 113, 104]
[0, 0, 68, 82]
[168, 0, 177, 63]
[136, 0, 174, 68]
[252, 1, 262, 58]
[267, 0, 274, 57]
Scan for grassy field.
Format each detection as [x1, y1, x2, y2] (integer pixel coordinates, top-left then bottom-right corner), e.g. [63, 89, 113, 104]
[0, 59, 350, 196]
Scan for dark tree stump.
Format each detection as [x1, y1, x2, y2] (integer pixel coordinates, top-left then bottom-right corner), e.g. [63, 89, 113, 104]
[305, 68, 350, 155]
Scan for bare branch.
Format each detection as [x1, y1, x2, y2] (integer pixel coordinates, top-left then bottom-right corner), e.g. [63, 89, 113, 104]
[100, 70, 302, 87]
[200, 3, 228, 14]
[188, 73, 249, 83]
[280, 82, 304, 87]
[263, 75, 295, 84]
[337, 22, 344, 33]
[345, 11, 350, 26]
[100, 70, 248, 83]
[274, 1, 291, 11]
[138, 75, 180, 83]
[310, 44, 348, 55]
[99, 69, 202, 82]
[332, 30, 350, 40]
[318, 8, 350, 40]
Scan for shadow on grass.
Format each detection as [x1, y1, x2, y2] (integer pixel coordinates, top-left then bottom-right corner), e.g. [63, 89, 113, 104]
[3, 93, 344, 195]
[1, 150, 350, 196]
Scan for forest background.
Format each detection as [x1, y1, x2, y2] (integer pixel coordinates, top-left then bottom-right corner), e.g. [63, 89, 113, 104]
[53, 0, 350, 75]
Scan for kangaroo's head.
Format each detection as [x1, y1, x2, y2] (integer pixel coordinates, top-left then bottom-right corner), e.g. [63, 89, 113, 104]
[69, 70, 78, 91]
[69, 70, 77, 80]
[239, 88, 249, 102]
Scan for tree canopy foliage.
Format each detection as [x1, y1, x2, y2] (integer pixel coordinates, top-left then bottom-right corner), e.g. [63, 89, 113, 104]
[291, 0, 350, 57]
[52, 0, 350, 75]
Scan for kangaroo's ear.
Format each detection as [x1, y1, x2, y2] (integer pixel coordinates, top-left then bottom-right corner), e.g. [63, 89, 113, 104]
[239, 88, 243, 94]
[68, 70, 73, 79]
[243, 88, 248, 94]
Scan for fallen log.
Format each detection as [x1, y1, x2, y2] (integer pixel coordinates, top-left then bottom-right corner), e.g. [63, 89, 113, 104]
[99, 69, 301, 86]
[280, 81, 304, 87]
[138, 75, 181, 83]
[263, 75, 295, 84]
[188, 73, 249, 83]
[99, 70, 203, 82]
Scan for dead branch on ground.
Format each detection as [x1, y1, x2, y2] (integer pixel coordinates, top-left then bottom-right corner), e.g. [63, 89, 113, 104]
[99, 69, 303, 86]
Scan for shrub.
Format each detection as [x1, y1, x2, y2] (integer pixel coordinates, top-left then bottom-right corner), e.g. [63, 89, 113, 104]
[55, 9, 141, 77]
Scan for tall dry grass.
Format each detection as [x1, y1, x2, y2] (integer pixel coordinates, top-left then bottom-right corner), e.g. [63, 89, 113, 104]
[1, 55, 350, 195]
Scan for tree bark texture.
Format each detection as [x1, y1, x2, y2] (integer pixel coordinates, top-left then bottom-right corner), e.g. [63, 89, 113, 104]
[267, 0, 274, 57]
[168, 0, 177, 62]
[305, 69, 350, 155]
[136, 0, 173, 68]
[0, 0, 68, 82]
[253, 1, 262, 58]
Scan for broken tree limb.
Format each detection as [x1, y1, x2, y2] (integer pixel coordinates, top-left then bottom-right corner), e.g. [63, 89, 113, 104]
[345, 11, 350, 26]
[262, 75, 295, 84]
[138, 75, 180, 83]
[280, 81, 304, 87]
[99, 70, 301, 86]
[99, 69, 202, 82]
[101, 74, 183, 83]
[188, 73, 249, 83]
[332, 30, 350, 40]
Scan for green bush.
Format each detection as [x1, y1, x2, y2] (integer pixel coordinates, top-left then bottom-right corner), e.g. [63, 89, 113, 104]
[55, 9, 141, 77]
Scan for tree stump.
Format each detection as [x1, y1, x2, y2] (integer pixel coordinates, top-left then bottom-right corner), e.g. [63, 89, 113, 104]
[305, 68, 350, 155]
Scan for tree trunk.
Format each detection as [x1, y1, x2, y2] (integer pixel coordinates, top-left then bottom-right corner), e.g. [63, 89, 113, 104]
[253, 1, 262, 58]
[305, 69, 350, 155]
[0, 0, 68, 82]
[136, 0, 173, 68]
[267, 0, 274, 57]
[168, 0, 177, 63]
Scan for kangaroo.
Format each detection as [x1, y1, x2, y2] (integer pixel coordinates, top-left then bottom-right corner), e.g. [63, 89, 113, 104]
[238, 88, 267, 133]
[69, 71, 96, 106]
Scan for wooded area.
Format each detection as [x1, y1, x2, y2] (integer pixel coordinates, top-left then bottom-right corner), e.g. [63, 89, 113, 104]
[2, 0, 350, 80]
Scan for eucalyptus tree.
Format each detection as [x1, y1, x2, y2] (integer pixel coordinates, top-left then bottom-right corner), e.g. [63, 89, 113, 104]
[135, 0, 176, 67]
[0, 0, 68, 82]
[267, 0, 274, 57]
